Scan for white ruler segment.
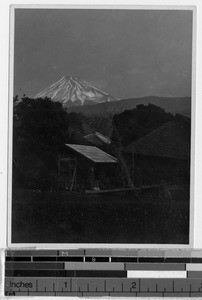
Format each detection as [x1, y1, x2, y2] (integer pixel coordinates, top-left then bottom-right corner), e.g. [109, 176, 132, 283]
[127, 271, 187, 278]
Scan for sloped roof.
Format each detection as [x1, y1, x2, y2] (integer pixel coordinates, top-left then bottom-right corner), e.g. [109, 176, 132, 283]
[65, 144, 117, 163]
[123, 117, 191, 159]
[84, 132, 111, 146]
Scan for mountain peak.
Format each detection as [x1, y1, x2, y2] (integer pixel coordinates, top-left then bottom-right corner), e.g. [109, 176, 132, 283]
[35, 76, 119, 107]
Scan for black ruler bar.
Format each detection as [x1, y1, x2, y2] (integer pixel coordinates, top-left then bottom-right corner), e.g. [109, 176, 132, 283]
[191, 258, 202, 263]
[57, 257, 83, 262]
[33, 257, 57, 262]
[5, 270, 66, 277]
[111, 257, 137, 262]
[85, 257, 109, 262]
[139, 257, 164, 263]
[165, 258, 191, 263]
[6, 257, 31, 262]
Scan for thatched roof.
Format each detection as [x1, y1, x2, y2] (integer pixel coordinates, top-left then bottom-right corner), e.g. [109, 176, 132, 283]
[123, 115, 190, 160]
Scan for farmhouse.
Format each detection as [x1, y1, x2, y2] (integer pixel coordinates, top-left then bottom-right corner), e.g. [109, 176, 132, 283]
[58, 144, 117, 191]
[123, 115, 191, 187]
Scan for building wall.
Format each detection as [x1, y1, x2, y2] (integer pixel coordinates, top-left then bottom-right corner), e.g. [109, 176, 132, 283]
[59, 148, 119, 190]
[124, 153, 190, 186]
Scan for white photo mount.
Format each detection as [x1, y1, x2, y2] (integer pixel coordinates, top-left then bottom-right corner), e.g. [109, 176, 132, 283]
[7, 4, 196, 249]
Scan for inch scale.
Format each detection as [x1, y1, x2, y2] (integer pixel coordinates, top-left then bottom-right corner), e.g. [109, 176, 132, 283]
[5, 277, 202, 297]
[5, 249, 202, 297]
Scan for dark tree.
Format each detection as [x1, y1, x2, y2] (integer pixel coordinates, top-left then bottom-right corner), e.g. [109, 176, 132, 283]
[13, 97, 70, 190]
[111, 104, 174, 146]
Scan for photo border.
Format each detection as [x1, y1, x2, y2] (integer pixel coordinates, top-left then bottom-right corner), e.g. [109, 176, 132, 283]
[7, 4, 196, 249]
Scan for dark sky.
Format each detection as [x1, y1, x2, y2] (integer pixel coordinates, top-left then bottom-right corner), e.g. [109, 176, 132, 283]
[14, 9, 193, 99]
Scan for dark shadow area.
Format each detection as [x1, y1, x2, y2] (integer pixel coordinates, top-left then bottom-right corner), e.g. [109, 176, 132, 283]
[12, 188, 189, 244]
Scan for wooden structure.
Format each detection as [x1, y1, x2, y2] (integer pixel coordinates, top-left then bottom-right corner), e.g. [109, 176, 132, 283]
[58, 144, 117, 191]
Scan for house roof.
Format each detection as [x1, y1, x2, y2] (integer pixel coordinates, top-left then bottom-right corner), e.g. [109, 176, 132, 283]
[123, 116, 191, 160]
[65, 144, 117, 163]
[84, 132, 111, 146]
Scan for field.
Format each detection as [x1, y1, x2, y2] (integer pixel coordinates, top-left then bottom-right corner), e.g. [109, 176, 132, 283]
[12, 188, 189, 244]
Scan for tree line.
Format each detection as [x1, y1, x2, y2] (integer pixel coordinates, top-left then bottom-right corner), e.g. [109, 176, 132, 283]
[13, 96, 175, 190]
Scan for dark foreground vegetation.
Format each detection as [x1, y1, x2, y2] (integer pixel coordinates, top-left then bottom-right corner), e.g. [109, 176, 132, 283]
[12, 188, 189, 244]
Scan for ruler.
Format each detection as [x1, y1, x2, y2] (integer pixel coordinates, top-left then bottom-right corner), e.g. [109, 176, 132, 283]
[4, 249, 202, 297]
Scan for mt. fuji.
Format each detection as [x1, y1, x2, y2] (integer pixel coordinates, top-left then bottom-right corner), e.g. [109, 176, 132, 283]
[35, 76, 119, 108]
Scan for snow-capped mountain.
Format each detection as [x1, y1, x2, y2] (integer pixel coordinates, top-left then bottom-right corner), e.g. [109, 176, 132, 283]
[35, 76, 119, 107]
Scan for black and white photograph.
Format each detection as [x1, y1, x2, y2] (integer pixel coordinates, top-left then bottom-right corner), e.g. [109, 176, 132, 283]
[10, 6, 194, 245]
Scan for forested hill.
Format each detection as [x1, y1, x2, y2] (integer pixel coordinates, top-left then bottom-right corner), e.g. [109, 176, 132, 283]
[66, 96, 191, 118]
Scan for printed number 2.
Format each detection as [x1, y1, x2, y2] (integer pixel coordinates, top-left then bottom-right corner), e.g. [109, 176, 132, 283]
[132, 282, 136, 289]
